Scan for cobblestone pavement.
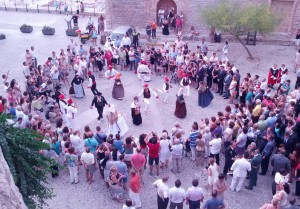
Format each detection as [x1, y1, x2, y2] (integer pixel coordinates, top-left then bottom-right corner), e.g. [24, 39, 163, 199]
[0, 11, 298, 209]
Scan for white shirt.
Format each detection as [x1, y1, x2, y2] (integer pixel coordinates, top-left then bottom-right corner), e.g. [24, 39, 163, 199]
[50, 66, 59, 79]
[209, 138, 222, 154]
[186, 186, 205, 201]
[81, 152, 95, 165]
[209, 56, 219, 63]
[169, 187, 185, 203]
[121, 36, 131, 46]
[280, 74, 288, 84]
[70, 134, 83, 152]
[153, 179, 169, 198]
[230, 158, 251, 177]
[65, 15, 72, 22]
[105, 69, 118, 79]
[67, 105, 77, 117]
[274, 172, 289, 184]
[171, 144, 183, 155]
[79, 60, 87, 70]
[137, 64, 151, 74]
[176, 55, 184, 65]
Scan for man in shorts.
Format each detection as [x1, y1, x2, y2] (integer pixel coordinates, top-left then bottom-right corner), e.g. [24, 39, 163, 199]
[81, 147, 95, 184]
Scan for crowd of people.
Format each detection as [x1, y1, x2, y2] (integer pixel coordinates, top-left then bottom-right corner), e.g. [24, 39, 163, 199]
[3, 12, 300, 209]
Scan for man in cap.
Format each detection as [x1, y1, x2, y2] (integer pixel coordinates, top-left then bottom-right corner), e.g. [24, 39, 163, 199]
[104, 65, 119, 91]
[137, 83, 158, 112]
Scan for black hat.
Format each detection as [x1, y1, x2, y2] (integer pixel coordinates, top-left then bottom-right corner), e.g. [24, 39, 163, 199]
[97, 92, 102, 96]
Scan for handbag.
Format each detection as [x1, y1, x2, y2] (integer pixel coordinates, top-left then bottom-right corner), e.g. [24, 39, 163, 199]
[69, 85, 75, 95]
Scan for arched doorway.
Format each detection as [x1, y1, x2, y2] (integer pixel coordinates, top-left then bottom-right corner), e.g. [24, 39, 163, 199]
[156, 0, 177, 23]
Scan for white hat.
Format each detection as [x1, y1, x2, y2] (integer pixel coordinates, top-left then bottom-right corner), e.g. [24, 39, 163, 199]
[41, 83, 46, 88]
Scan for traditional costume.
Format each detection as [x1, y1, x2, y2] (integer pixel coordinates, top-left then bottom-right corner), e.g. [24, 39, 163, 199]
[137, 60, 151, 82]
[105, 65, 119, 90]
[131, 97, 142, 126]
[87, 71, 99, 95]
[174, 87, 186, 118]
[66, 98, 77, 129]
[198, 83, 214, 108]
[267, 66, 278, 88]
[71, 74, 85, 98]
[137, 83, 158, 112]
[112, 73, 124, 100]
[91, 92, 108, 121]
[180, 74, 191, 97]
[106, 105, 128, 137]
[157, 76, 171, 103]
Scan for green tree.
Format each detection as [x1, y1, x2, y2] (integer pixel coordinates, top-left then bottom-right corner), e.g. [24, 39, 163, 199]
[0, 115, 54, 208]
[202, 0, 276, 59]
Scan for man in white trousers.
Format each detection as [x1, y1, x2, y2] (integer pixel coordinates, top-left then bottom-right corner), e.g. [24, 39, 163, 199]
[137, 83, 158, 112]
[230, 152, 251, 192]
[137, 60, 151, 81]
[180, 74, 191, 97]
[129, 170, 142, 208]
[104, 65, 119, 91]
[157, 76, 171, 103]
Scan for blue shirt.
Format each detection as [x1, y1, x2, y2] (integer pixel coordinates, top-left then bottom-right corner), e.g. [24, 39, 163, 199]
[9, 107, 16, 118]
[189, 131, 200, 147]
[84, 138, 99, 153]
[245, 92, 253, 102]
[78, 48, 85, 56]
[113, 139, 124, 153]
[114, 39, 121, 47]
[263, 140, 275, 157]
[203, 197, 224, 209]
[266, 116, 277, 128]
[51, 141, 61, 155]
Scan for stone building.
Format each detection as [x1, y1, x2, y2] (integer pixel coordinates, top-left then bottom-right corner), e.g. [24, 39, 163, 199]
[104, 0, 300, 38]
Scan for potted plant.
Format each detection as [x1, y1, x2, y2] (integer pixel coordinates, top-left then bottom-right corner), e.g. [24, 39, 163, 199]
[66, 26, 79, 37]
[0, 34, 5, 40]
[42, 26, 55, 35]
[20, 24, 33, 33]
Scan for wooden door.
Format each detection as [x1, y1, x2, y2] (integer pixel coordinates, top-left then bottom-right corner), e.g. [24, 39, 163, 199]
[157, 0, 177, 21]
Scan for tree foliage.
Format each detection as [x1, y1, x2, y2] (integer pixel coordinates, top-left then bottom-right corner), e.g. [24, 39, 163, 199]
[0, 115, 54, 209]
[202, 0, 276, 58]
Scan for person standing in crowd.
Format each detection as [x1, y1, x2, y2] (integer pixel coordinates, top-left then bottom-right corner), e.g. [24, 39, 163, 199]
[185, 179, 205, 209]
[72, 13, 79, 27]
[245, 149, 262, 190]
[223, 141, 236, 176]
[169, 179, 185, 209]
[209, 133, 222, 165]
[131, 147, 146, 185]
[230, 152, 251, 192]
[145, 131, 160, 176]
[97, 15, 105, 35]
[81, 147, 95, 184]
[171, 139, 183, 174]
[153, 175, 170, 209]
[129, 170, 141, 209]
[260, 132, 275, 175]
[90, 92, 108, 122]
[213, 173, 228, 201]
[65, 147, 79, 184]
[188, 122, 200, 161]
[202, 190, 225, 209]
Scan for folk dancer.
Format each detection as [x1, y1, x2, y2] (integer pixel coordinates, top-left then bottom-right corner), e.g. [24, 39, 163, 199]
[58, 94, 67, 123]
[137, 60, 151, 82]
[267, 64, 278, 88]
[180, 74, 191, 97]
[87, 71, 99, 95]
[137, 83, 158, 112]
[90, 92, 108, 122]
[105, 65, 119, 91]
[157, 76, 171, 103]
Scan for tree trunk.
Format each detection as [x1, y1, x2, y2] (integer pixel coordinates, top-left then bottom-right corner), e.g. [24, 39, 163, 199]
[235, 35, 254, 60]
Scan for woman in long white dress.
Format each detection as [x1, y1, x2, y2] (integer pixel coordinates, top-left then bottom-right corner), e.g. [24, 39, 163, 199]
[159, 132, 171, 169]
[106, 104, 128, 137]
[207, 157, 220, 191]
[66, 98, 78, 130]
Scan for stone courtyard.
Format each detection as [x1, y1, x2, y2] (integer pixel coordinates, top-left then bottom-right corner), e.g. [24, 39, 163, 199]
[0, 11, 299, 209]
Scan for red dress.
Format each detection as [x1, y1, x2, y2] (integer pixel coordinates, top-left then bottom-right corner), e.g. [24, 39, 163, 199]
[267, 68, 278, 86]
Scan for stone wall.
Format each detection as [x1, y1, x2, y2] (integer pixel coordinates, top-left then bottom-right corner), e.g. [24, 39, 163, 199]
[0, 146, 27, 209]
[104, 0, 299, 38]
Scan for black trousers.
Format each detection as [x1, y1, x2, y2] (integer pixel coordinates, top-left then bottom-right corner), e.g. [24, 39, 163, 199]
[96, 107, 104, 120]
[218, 81, 224, 94]
[152, 29, 156, 38]
[248, 168, 259, 188]
[91, 84, 99, 95]
[170, 201, 183, 209]
[207, 76, 213, 89]
[295, 77, 300, 89]
[223, 161, 233, 175]
[157, 194, 169, 209]
[260, 155, 270, 175]
[210, 153, 220, 165]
